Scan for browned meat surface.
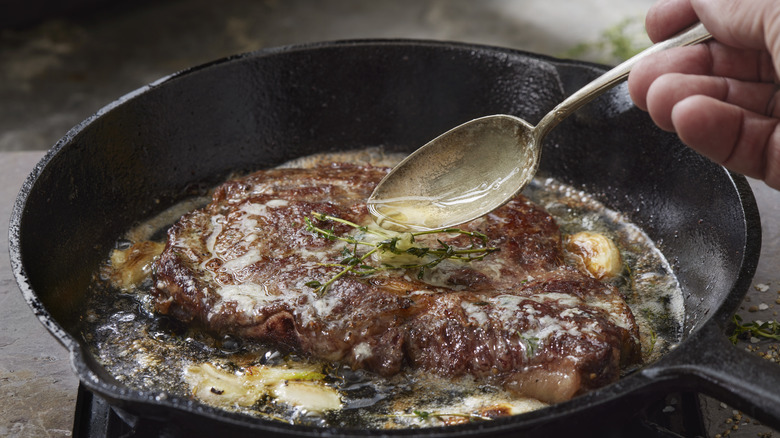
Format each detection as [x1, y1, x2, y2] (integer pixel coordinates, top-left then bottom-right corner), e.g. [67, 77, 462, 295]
[151, 163, 641, 403]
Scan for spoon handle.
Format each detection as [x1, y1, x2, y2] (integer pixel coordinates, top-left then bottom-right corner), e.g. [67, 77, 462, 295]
[535, 22, 712, 138]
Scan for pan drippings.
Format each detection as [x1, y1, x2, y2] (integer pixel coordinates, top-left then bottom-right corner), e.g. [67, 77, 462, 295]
[77, 148, 684, 429]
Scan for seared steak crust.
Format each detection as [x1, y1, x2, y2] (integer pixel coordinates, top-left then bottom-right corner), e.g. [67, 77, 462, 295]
[152, 163, 640, 403]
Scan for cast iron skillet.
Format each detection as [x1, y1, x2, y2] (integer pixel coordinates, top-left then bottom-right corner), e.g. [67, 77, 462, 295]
[8, 40, 779, 436]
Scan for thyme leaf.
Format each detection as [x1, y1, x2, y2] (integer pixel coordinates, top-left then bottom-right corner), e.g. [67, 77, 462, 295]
[518, 332, 539, 358]
[729, 314, 780, 344]
[386, 410, 493, 422]
[413, 410, 430, 420]
[304, 212, 498, 296]
[644, 329, 657, 357]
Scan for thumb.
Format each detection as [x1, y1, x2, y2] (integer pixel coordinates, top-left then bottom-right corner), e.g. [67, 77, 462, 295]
[692, 0, 780, 53]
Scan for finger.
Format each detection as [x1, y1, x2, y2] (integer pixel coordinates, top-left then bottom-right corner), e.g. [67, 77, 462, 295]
[645, 0, 698, 42]
[627, 43, 775, 109]
[629, 46, 708, 110]
[671, 95, 780, 187]
[645, 73, 780, 131]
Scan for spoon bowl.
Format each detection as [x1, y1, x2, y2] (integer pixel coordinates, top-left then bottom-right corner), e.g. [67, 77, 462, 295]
[369, 23, 712, 231]
[368, 115, 536, 231]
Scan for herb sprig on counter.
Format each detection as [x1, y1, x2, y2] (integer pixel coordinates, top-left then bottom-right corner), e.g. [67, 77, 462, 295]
[303, 212, 498, 296]
[729, 314, 780, 344]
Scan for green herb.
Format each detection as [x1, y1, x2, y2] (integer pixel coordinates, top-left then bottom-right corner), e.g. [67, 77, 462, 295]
[387, 410, 492, 422]
[729, 314, 780, 344]
[518, 332, 539, 358]
[304, 212, 498, 296]
[561, 16, 650, 65]
[413, 410, 430, 420]
[643, 329, 657, 357]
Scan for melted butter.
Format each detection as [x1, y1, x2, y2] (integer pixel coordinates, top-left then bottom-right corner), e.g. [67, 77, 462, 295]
[368, 176, 517, 232]
[367, 196, 440, 232]
[220, 248, 262, 272]
[212, 283, 272, 315]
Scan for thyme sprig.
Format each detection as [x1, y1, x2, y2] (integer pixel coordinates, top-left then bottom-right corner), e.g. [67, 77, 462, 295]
[729, 314, 780, 344]
[303, 212, 498, 296]
[517, 332, 539, 358]
[388, 410, 493, 423]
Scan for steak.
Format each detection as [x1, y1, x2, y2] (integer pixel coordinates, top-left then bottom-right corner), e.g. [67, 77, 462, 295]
[151, 163, 641, 403]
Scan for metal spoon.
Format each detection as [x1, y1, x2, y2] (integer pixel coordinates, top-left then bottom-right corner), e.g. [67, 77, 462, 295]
[368, 23, 712, 231]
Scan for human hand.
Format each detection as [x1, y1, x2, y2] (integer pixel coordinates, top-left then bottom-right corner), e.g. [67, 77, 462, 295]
[627, 0, 780, 189]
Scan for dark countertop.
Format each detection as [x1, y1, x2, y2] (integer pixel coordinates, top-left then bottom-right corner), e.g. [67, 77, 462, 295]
[1, 152, 80, 437]
[1, 0, 654, 153]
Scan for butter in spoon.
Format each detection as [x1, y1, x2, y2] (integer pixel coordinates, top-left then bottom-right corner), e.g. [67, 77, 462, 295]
[368, 22, 712, 232]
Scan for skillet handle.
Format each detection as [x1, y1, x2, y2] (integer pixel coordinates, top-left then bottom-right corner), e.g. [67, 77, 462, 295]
[643, 322, 780, 430]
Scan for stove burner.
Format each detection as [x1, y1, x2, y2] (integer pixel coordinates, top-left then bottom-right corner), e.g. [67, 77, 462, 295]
[72, 383, 707, 437]
[73, 384, 183, 438]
